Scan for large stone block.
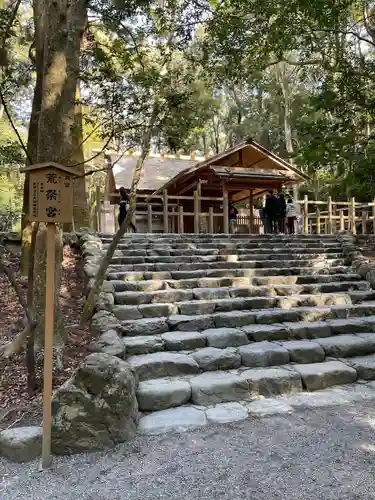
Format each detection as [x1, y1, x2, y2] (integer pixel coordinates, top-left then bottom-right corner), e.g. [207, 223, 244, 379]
[137, 378, 191, 411]
[242, 324, 289, 342]
[121, 317, 169, 336]
[347, 354, 375, 380]
[127, 352, 199, 381]
[168, 314, 214, 331]
[214, 311, 256, 328]
[192, 347, 241, 371]
[294, 361, 357, 391]
[206, 402, 248, 424]
[112, 305, 143, 321]
[239, 341, 290, 368]
[51, 354, 138, 454]
[190, 371, 250, 405]
[284, 321, 331, 339]
[0, 426, 42, 463]
[317, 335, 375, 358]
[91, 311, 121, 336]
[205, 327, 249, 348]
[279, 340, 325, 364]
[161, 331, 206, 350]
[89, 330, 126, 358]
[242, 367, 302, 396]
[138, 407, 207, 435]
[122, 335, 165, 355]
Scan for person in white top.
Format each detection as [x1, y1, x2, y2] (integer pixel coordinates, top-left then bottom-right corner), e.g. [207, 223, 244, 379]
[286, 198, 299, 234]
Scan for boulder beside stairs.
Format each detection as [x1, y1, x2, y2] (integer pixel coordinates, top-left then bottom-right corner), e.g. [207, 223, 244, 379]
[51, 353, 138, 455]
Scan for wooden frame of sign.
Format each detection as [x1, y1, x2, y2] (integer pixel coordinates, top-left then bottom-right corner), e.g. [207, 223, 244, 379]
[20, 162, 80, 469]
[21, 162, 76, 224]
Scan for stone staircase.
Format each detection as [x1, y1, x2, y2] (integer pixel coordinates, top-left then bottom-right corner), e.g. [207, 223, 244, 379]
[97, 233, 375, 432]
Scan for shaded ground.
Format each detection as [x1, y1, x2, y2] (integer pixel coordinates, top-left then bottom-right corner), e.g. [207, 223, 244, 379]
[2, 402, 375, 499]
[0, 245, 93, 430]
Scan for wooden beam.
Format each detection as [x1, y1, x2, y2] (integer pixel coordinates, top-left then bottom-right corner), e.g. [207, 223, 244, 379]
[223, 184, 229, 233]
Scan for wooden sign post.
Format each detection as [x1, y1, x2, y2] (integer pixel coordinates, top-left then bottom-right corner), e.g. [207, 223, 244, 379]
[20, 162, 76, 469]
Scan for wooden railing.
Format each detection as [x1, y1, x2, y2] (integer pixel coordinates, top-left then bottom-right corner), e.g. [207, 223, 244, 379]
[94, 191, 375, 235]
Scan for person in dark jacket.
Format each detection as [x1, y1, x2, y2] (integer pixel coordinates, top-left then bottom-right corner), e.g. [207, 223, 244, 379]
[277, 193, 287, 234]
[228, 201, 238, 233]
[265, 190, 278, 233]
[118, 186, 136, 232]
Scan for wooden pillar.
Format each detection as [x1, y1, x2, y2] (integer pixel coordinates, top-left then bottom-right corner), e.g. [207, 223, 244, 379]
[303, 195, 308, 234]
[316, 207, 321, 234]
[373, 200, 375, 235]
[332, 203, 337, 233]
[249, 189, 254, 234]
[362, 210, 367, 235]
[171, 207, 176, 233]
[163, 189, 169, 233]
[328, 196, 333, 234]
[351, 197, 356, 235]
[223, 184, 229, 234]
[95, 185, 101, 232]
[209, 206, 214, 234]
[147, 204, 153, 233]
[197, 180, 204, 233]
[194, 190, 200, 234]
[340, 210, 344, 231]
[178, 204, 184, 233]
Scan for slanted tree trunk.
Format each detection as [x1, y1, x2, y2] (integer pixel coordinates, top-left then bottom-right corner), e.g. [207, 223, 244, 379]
[81, 106, 159, 325]
[276, 63, 294, 161]
[26, 0, 87, 346]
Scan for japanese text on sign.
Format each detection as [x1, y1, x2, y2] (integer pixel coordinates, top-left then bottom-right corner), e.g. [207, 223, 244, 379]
[27, 167, 73, 223]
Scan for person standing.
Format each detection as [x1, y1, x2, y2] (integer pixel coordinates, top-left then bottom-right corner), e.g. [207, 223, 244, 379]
[265, 190, 278, 233]
[118, 186, 137, 232]
[286, 198, 299, 234]
[228, 201, 238, 233]
[277, 193, 287, 234]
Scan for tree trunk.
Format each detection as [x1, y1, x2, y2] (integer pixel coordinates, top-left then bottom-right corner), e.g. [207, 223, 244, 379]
[276, 64, 294, 161]
[69, 82, 89, 231]
[27, 0, 87, 346]
[20, 0, 44, 276]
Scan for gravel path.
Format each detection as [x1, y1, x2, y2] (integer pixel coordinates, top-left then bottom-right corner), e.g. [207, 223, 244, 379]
[2, 402, 375, 500]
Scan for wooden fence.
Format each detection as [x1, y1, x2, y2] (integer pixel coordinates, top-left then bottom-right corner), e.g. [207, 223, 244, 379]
[93, 192, 375, 235]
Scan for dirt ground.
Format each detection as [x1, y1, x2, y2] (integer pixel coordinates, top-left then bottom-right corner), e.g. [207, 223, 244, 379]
[0, 244, 94, 431]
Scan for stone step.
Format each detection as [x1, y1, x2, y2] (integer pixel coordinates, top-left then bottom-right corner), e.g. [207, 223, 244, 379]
[135, 359, 361, 411]
[107, 258, 346, 272]
[122, 323, 375, 355]
[111, 246, 343, 257]
[107, 266, 352, 282]
[127, 334, 375, 383]
[112, 292, 359, 321]
[108, 243, 341, 253]
[108, 275, 364, 292]
[119, 306, 375, 336]
[99, 233, 339, 243]
[110, 253, 344, 265]
[127, 333, 375, 381]
[114, 282, 371, 305]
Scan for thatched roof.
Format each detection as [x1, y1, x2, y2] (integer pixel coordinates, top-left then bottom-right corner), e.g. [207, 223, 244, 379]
[108, 154, 202, 191]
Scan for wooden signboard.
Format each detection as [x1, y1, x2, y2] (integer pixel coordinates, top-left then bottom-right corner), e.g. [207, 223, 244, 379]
[20, 162, 78, 469]
[22, 162, 75, 224]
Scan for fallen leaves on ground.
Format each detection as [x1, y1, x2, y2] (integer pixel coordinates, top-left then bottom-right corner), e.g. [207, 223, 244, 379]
[0, 245, 95, 430]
